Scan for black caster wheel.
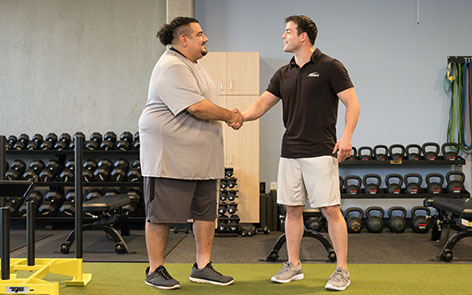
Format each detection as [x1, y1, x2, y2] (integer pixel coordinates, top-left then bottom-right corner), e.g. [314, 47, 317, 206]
[115, 243, 126, 254]
[60, 243, 70, 254]
[442, 251, 453, 262]
[263, 226, 270, 234]
[328, 251, 337, 262]
[266, 251, 279, 261]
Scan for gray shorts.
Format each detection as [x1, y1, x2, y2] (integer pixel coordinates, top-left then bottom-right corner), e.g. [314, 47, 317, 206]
[143, 177, 217, 224]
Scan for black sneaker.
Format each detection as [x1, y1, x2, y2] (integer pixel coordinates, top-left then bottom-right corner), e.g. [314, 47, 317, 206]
[145, 265, 181, 290]
[189, 262, 234, 286]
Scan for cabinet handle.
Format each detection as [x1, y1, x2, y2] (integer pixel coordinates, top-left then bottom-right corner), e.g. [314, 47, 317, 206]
[220, 80, 223, 90]
[230, 154, 233, 164]
[229, 80, 233, 90]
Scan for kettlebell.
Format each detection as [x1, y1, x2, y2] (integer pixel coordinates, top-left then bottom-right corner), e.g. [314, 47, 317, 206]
[406, 144, 422, 160]
[441, 142, 459, 160]
[385, 174, 403, 195]
[422, 142, 440, 161]
[358, 146, 373, 161]
[373, 145, 388, 161]
[344, 175, 362, 195]
[345, 207, 363, 233]
[411, 206, 431, 233]
[446, 171, 465, 194]
[425, 173, 444, 194]
[404, 173, 423, 194]
[339, 176, 344, 192]
[366, 206, 385, 233]
[363, 174, 382, 194]
[304, 216, 323, 231]
[387, 206, 407, 233]
[347, 147, 358, 161]
[388, 144, 406, 161]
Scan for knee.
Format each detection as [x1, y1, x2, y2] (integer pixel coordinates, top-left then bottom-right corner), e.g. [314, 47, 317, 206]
[321, 206, 342, 220]
[285, 205, 304, 218]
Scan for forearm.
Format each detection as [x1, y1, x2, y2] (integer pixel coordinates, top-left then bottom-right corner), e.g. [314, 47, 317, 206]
[242, 100, 266, 122]
[341, 103, 360, 139]
[187, 99, 232, 123]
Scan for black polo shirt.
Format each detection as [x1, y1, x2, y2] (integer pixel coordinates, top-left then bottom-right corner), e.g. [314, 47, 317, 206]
[267, 48, 354, 158]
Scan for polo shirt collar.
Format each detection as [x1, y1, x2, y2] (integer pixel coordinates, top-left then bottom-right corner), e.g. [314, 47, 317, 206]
[289, 48, 322, 67]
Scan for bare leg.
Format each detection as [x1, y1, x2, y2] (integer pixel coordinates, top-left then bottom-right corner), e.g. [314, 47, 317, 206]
[285, 205, 305, 266]
[321, 205, 349, 273]
[145, 222, 169, 272]
[193, 220, 215, 269]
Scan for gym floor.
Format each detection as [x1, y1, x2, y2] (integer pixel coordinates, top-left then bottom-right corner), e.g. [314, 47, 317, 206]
[10, 227, 472, 265]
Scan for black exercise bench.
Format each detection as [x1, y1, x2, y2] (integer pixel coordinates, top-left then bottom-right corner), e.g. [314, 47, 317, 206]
[60, 194, 131, 254]
[424, 197, 472, 261]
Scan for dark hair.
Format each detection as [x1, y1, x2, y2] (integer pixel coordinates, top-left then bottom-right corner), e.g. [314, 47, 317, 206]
[156, 17, 199, 45]
[285, 15, 318, 45]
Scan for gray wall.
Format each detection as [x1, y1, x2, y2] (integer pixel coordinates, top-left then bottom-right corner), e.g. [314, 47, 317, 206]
[195, 0, 472, 189]
[0, 0, 166, 136]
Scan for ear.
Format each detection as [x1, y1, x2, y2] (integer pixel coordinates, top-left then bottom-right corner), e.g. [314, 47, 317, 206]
[179, 34, 188, 47]
[300, 32, 308, 43]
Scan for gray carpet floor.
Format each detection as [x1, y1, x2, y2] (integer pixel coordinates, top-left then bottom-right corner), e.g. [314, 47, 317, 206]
[9, 228, 472, 264]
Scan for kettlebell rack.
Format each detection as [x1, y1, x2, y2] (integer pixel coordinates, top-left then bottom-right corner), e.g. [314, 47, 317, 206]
[216, 168, 241, 236]
[340, 143, 469, 199]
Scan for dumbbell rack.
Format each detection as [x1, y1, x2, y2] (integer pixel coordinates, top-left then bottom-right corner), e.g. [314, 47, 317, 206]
[216, 168, 241, 236]
[4, 136, 145, 226]
[0, 135, 92, 295]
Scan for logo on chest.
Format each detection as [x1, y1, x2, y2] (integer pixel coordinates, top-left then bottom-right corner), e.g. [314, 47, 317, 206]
[307, 72, 320, 78]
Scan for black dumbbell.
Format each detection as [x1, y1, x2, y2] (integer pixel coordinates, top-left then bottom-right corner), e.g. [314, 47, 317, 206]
[228, 219, 241, 233]
[38, 191, 65, 216]
[58, 133, 72, 149]
[426, 173, 444, 194]
[116, 131, 133, 151]
[18, 191, 43, 217]
[442, 142, 459, 160]
[102, 131, 117, 150]
[86, 190, 103, 201]
[83, 159, 98, 171]
[94, 159, 113, 182]
[59, 191, 75, 216]
[220, 179, 228, 189]
[227, 203, 238, 214]
[387, 206, 407, 233]
[404, 173, 422, 194]
[6, 135, 17, 150]
[227, 178, 237, 188]
[344, 175, 362, 195]
[39, 160, 62, 182]
[411, 206, 431, 233]
[27, 134, 43, 150]
[389, 144, 405, 161]
[225, 168, 234, 178]
[64, 160, 75, 171]
[123, 191, 142, 216]
[217, 214, 229, 232]
[29, 160, 45, 173]
[111, 159, 129, 182]
[373, 145, 388, 160]
[82, 169, 95, 182]
[59, 168, 74, 183]
[131, 159, 140, 169]
[5, 197, 24, 216]
[219, 190, 228, 202]
[406, 144, 422, 160]
[127, 168, 142, 182]
[14, 134, 29, 150]
[132, 132, 140, 150]
[22, 168, 39, 182]
[363, 174, 381, 194]
[345, 207, 363, 233]
[6, 160, 27, 180]
[85, 140, 99, 151]
[90, 132, 103, 144]
[422, 142, 440, 161]
[227, 190, 238, 201]
[366, 206, 385, 233]
[45, 133, 58, 146]
[358, 146, 373, 161]
[218, 204, 228, 215]
[385, 174, 403, 195]
[446, 171, 465, 194]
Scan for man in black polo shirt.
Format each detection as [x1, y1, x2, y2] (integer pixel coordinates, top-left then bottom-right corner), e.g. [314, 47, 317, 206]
[241, 15, 360, 291]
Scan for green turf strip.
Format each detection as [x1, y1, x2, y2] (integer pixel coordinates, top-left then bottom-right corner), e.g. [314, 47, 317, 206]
[38, 263, 471, 294]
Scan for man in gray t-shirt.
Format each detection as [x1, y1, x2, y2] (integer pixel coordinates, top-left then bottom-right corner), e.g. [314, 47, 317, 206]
[138, 17, 242, 290]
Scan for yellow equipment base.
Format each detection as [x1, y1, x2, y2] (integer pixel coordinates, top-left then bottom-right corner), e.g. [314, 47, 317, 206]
[0, 258, 92, 295]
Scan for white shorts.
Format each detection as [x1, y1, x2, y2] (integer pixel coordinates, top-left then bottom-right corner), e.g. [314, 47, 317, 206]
[277, 156, 340, 208]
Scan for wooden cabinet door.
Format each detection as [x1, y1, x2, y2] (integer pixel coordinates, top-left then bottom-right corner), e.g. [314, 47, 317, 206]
[199, 52, 227, 95]
[225, 96, 260, 223]
[226, 52, 260, 95]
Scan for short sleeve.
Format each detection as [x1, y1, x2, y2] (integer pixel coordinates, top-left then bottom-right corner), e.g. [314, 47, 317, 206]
[266, 69, 282, 98]
[329, 59, 354, 94]
[158, 63, 205, 116]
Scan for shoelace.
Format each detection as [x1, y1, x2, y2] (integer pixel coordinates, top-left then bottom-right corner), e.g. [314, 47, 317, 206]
[157, 266, 173, 280]
[330, 270, 347, 282]
[207, 264, 223, 276]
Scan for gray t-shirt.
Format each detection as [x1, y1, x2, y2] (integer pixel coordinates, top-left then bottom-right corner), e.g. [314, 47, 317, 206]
[138, 49, 224, 179]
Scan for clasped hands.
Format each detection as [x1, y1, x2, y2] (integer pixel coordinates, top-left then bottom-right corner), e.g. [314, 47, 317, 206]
[227, 108, 244, 130]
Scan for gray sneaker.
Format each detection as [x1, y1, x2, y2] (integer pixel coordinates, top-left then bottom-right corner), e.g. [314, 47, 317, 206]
[189, 262, 234, 286]
[271, 261, 304, 283]
[145, 266, 181, 290]
[325, 267, 350, 291]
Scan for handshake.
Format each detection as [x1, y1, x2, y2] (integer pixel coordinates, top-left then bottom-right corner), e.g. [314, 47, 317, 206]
[227, 108, 244, 130]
